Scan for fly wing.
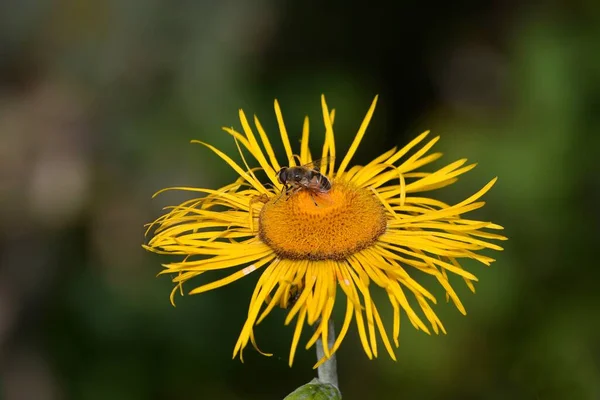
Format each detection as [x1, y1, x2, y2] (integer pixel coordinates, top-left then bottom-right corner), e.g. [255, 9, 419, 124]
[301, 156, 335, 172]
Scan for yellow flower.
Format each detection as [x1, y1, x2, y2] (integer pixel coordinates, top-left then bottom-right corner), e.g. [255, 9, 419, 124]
[144, 95, 506, 367]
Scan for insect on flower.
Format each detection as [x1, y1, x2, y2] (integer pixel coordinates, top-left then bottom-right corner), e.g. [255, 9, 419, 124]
[275, 157, 334, 205]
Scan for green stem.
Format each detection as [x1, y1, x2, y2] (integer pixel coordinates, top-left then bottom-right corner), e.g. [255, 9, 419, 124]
[316, 319, 339, 389]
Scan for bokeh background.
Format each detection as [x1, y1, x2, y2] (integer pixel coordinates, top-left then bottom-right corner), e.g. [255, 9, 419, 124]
[1, 1, 599, 399]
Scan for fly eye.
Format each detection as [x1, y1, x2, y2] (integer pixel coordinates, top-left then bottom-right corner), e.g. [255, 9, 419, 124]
[277, 169, 286, 183]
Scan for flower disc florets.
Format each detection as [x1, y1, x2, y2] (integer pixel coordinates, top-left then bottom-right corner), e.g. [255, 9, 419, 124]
[258, 182, 387, 261]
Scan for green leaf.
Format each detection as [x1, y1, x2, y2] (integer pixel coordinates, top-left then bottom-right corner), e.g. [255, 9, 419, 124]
[284, 379, 342, 400]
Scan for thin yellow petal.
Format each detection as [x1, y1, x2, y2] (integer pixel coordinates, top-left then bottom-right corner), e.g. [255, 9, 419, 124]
[273, 99, 296, 166]
[320, 95, 336, 176]
[454, 177, 498, 209]
[319, 295, 336, 358]
[253, 114, 281, 172]
[372, 303, 396, 361]
[385, 130, 430, 165]
[347, 263, 377, 357]
[289, 307, 307, 366]
[285, 264, 317, 325]
[191, 140, 268, 194]
[336, 95, 378, 176]
[188, 254, 274, 295]
[329, 293, 354, 352]
[387, 293, 401, 347]
[300, 116, 311, 164]
[238, 110, 279, 184]
[257, 262, 295, 324]
[250, 330, 273, 357]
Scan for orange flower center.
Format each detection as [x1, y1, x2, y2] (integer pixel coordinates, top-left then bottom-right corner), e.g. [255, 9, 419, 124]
[258, 182, 387, 260]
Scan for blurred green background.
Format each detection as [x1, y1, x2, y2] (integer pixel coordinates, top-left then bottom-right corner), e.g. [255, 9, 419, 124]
[1, 1, 599, 399]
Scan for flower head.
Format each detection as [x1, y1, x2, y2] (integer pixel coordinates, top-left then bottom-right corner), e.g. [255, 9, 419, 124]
[144, 95, 506, 367]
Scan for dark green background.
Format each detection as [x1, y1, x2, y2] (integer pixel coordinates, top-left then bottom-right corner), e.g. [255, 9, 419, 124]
[1, 1, 598, 399]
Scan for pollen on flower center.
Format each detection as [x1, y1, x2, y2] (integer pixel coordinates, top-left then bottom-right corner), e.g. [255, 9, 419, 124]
[258, 182, 387, 261]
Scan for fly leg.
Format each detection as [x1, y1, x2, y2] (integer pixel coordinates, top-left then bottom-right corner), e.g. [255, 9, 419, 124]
[309, 192, 319, 207]
[285, 185, 302, 201]
[274, 184, 289, 204]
